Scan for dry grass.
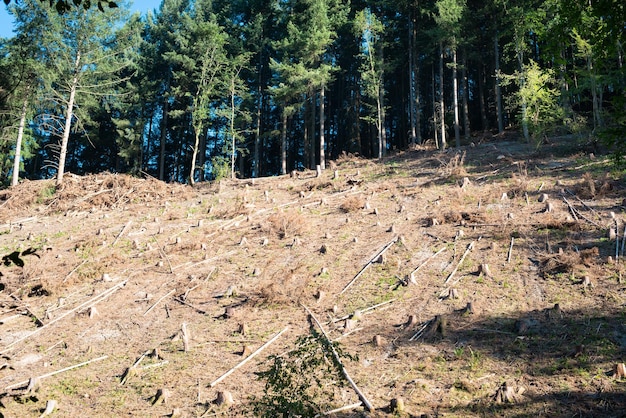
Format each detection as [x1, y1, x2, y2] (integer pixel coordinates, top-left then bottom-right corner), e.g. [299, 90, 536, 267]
[267, 210, 308, 239]
[339, 195, 365, 213]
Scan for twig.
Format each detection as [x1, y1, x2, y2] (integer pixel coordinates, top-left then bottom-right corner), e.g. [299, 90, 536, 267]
[330, 299, 397, 323]
[183, 268, 216, 300]
[302, 305, 373, 411]
[339, 236, 399, 295]
[112, 220, 132, 246]
[144, 289, 176, 316]
[173, 297, 207, 315]
[5, 355, 108, 391]
[409, 318, 435, 341]
[444, 240, 476, 285]
[172, 250, 237, 272]
[63, 259, 89, 283]
[209, 326, 289, 387]
[0, 281, 126, 355]
[507, 237, 514, 263]
[152, 235, 173, 274]
[562, 196, 602, 227]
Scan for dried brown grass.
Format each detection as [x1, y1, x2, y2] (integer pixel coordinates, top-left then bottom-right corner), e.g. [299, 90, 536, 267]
[267, 210, 307, 239]
[340, 195, 365, 213]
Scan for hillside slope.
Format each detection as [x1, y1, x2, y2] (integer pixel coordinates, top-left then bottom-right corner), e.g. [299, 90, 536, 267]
[1, 134, 625, 417]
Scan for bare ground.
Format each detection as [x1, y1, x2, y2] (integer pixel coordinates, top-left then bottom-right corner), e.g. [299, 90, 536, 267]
[0, 133, 625, 417]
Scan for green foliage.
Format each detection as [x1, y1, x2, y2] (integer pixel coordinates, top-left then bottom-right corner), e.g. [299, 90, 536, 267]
[252, 330, 357, 417]
[502, 60, 563, 143]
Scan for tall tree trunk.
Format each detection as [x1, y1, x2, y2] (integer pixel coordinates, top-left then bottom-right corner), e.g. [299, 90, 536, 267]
[319, 85, 325, 170]
[253, 81, 262, 178]
[408, 14, 417, 144]
[159, 98, 169, 181]
[516, 43, 530, 142]
[11, 95, 28, 187]
[230, 76, 236, 179]
[439, 41, 446, 150]
[415, 57, 422, 144]
[478, 63, 489, 131]
[280, 106, 287, 175]
[56, 50, 81, 186]
[432, 63, 439, 149]
[494, 33, 504, 134]
[310, 91, 316, 169]
[452, 45, 461, 147]
[461, 49, 470, 140]
[189, 130, 200, 185]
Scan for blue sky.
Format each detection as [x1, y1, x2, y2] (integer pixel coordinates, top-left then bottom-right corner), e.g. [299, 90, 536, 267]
[0, 0, 161, 39]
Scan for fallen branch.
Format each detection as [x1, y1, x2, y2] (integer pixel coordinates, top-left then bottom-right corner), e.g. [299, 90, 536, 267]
[112, 220, 132, 246]
[174, 297, 207, 315]
[444, 240, 476, 285]
[302, 305, 373, 412]
[5, 355, 108, 391]
[339, 236, 399, 295]
[209, 326, 289, 387]
[561, 196, 601, 227]
[144, 289, 176, 316]
[410, 247, 446, 279]
[319, 402, 363, 416]
[1, 281, 126, 355]
[331, 299, 397, 323]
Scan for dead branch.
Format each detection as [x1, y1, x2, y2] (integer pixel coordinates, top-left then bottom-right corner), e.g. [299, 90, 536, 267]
[1, 281, 126, 355]
[339, 236, 399, 295]
[173, 297, 207, 315]
[444, 240, 477, 285]
[144, 289, 176, 316]
[209, 326, 289, 387]
[330, 298, 397, 323]
[409, 247, 446, 280]
[302, 304, 373, 412]
[112, 220, 132, 246]
[561, 196, 601, 227]
[5, 355, 108, 391]
[507, 237, 514, 263]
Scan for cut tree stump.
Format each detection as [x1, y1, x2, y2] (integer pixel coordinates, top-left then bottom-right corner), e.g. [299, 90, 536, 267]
[372, 335, 383, 347]
[152, 388, 170, 405]
[479, 263, 492, 278]
[615, 363, 626, 379]
[389, 397, 405, 413]
[493, 381, 525, 404]
[215, 390, 234, 407]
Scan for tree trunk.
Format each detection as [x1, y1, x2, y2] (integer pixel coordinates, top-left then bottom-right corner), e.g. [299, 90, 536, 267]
[230, 77, 236, 179]
[319, 85, 325, 170]
[461, 49, 470, 140]
[439, 41, 446, 150]
[516, 44, 530, 142]
[11, 96, 28, 187]
[159, 98, 169, 181]
[494, 33, 504, 134]
[478, 63, 489, 131]
[189, 130, 200, 185]
[310, 91, 316, 169]
[56, 50, 81, 186]
[452, 46, 460, 148]
[280, 107, 287, 175]
[408, 14, 417, 144]
[432, 63, 439, 149]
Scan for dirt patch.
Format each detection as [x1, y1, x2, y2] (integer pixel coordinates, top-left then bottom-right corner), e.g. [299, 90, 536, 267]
[1, 135, 625, 417]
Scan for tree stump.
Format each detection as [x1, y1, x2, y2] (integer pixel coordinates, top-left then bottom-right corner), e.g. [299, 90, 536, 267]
[215, 390, 234, 407]
[237, 322, 248, 336]
[614, 363, 626, 379]
[389, 397, 405, 413]
[372, 335, 383, 347]
[538, 193, 549, 203]
[479, 263, 492, 278]
[152, 388, 170, 405]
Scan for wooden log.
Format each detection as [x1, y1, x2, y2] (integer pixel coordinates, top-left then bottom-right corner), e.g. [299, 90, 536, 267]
[444, 240, 476, 285]
[39, 399, 57, 418]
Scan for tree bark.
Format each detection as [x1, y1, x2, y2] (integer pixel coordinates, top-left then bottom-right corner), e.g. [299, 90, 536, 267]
[452, 45, 461, 147]
[159, 97, 169, 181]
[11, 95, 28, 187]
[56, 50, 81, 186]
[462, 49, 470, 140]
[319, 85, 325, 170]
[280, 107, 287, 175]
[439, 41, 446, 150]
[494, 33, 504, 134]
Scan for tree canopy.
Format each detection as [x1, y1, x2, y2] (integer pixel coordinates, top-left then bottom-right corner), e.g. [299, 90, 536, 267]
[0, 0, 624, 186]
